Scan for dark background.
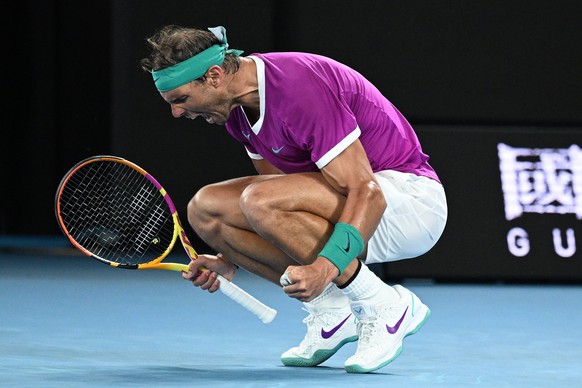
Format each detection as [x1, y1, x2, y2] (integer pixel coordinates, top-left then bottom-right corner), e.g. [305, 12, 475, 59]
[2, 0, 581, 282]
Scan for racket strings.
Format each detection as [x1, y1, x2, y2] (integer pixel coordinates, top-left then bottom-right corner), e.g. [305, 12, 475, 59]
[59, 161, 175, 265]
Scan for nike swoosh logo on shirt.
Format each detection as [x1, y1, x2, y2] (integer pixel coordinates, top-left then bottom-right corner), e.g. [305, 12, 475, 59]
[272, 146, 284, 153]
[243, 132, 251, 140]
[386, 306, 408, 334]
[321, 314, 352, 339]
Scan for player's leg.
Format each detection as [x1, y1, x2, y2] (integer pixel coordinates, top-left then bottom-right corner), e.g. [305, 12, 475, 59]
[188, 172, 354, 282]
[237, 170, 447, 372]
[237, 172, 346, 263]
[188, 172, 359, 366]
[187, 175, 293, 284]
[235, 173, 367, 366]
[343, 170, 447, 373]
[189, 170, 447, 371]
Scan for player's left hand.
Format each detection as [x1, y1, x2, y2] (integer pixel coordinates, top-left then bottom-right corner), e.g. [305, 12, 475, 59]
[281, 257, 339, 302]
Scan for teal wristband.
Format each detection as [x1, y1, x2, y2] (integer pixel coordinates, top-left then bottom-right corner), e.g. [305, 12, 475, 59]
[318, 223, 364, 275]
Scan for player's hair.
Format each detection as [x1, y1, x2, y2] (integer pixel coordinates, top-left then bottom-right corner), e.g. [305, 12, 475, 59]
[139, 25, 241, 80]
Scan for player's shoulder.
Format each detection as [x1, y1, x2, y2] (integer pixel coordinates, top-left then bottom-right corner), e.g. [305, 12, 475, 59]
[252, 52, 338, 66]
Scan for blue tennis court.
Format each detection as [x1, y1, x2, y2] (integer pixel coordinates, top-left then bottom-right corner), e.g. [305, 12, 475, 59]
[1, 244, 581, 387]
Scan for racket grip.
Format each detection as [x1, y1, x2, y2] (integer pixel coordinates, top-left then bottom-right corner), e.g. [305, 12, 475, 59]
[216, 274, 277, 324]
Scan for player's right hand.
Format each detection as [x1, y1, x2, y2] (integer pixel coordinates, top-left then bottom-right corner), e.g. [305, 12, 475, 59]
[182, 253, 237, 293]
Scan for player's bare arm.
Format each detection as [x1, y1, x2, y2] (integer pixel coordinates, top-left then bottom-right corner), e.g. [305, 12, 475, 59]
[320, 140, 386, 242]
[282, 139, 386, 300]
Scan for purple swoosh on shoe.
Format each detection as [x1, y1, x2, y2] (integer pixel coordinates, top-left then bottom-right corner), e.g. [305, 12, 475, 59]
[386, 306, 409, 334]
[321, 314, 352, 339]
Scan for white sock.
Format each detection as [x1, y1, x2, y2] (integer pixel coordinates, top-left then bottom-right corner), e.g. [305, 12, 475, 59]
[340, 263, 400, 304]
[304, 283, 349, 311]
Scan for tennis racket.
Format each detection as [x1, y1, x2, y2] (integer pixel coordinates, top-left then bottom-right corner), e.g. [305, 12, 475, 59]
[55, 155, 277, 324]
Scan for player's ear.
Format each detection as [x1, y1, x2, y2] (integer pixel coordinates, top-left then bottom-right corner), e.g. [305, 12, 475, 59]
[206, 65, 223, 88]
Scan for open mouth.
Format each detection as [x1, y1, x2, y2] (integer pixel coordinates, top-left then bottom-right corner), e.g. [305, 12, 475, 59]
[185, 112, 211, 123]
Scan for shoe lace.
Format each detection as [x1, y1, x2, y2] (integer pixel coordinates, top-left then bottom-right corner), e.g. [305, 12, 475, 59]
[304, 306, 351, 325]
[356, 316, 381, 350]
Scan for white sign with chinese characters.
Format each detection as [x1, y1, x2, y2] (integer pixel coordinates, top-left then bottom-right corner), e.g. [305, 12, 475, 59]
[498, 143, 581, 257]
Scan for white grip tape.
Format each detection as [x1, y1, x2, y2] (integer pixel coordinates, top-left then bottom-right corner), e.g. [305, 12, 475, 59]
[217, 274, 277, 324]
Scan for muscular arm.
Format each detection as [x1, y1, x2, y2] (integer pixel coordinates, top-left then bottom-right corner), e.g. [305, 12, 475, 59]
[309, 139, 386, 287]
[321, 140, 386, 242]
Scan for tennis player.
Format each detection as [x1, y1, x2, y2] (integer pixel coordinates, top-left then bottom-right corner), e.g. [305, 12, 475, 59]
[140, 25, 447, 373]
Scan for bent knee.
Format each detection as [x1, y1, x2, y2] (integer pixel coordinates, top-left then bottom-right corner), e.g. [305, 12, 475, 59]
[187, 192, 206, 232]
[240, 181, 280, 223]
[187, 185, 224, 228]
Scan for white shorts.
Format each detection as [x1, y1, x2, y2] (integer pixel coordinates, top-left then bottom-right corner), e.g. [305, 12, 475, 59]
[365, 170, 448, 264]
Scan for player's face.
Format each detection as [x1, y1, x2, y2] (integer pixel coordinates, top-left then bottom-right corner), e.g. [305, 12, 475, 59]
[160, 79, 231, 125]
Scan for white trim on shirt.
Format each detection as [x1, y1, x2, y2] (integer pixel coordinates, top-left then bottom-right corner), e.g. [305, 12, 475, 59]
[315, 126, 361, 169]
[246, 148, 263, 160]
[247, 55, 265, 135]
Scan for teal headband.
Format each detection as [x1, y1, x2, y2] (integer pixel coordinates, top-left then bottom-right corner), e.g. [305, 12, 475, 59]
[151, 26, 243, 92]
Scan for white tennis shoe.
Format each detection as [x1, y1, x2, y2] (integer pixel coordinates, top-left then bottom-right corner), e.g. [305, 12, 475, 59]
[344, 285, 431, 373]
[281, 304, 358, 367]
